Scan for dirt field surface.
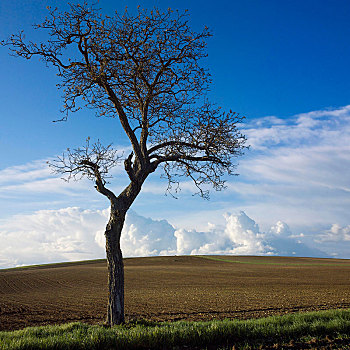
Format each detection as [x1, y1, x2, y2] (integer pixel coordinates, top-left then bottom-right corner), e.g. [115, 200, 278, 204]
[1, 255, 350, 331]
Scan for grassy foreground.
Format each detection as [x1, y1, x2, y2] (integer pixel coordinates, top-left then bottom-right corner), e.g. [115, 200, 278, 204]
[1, 309, 350, 349]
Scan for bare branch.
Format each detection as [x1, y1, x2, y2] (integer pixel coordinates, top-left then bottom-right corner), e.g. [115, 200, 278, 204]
[48, 138, 121, 202]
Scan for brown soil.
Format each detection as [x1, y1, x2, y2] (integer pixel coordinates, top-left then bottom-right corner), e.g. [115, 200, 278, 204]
[0, 255, 349, 331]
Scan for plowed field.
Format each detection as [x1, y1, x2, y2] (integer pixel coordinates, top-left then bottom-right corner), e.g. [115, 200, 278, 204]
[1, 255, 350, 331]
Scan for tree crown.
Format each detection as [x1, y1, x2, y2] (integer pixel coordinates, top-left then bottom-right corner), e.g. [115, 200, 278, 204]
[3, 2, 247, 199]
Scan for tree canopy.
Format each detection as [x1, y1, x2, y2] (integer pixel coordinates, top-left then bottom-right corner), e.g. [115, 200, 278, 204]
[4, 2, 246, 198]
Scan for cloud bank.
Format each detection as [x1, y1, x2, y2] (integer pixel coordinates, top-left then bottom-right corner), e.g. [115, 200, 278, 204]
[0, 207, 331, 269]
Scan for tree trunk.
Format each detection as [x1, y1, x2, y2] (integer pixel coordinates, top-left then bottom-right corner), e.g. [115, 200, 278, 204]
[103, 179, 145, 326]
[105, 210, 125, 326]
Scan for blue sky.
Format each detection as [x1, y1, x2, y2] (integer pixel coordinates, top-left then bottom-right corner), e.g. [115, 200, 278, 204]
[0, 0, 350, 267]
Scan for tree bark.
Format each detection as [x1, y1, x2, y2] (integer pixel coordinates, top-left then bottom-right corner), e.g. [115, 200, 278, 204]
[105, 210, 125, 325]
[104, 177, 147, 325]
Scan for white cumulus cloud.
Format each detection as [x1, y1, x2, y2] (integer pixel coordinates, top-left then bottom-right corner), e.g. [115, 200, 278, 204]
[269, 221, 292, 236]
[95, 210, 177, 256]
[316, 224, 350, 242]
[174, 212, 272, 256]
[0, 207, 332, 269]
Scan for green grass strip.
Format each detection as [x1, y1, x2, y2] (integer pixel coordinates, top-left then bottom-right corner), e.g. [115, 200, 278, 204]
[1, 309, 350, 349]
[197, 255, 350, 267]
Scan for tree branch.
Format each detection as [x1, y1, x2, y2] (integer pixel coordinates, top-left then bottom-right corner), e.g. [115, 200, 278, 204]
[148, 140, 207, 155]
[124, 151, 136, 182]
[102, 82, 144, 165]
[48, 138, 121, 204]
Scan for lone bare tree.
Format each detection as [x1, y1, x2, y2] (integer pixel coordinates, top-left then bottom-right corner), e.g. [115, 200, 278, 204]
[3, 2, 246, 325]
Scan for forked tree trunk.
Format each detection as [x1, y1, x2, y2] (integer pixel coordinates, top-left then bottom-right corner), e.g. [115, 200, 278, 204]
[105, 210, 126, 325]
